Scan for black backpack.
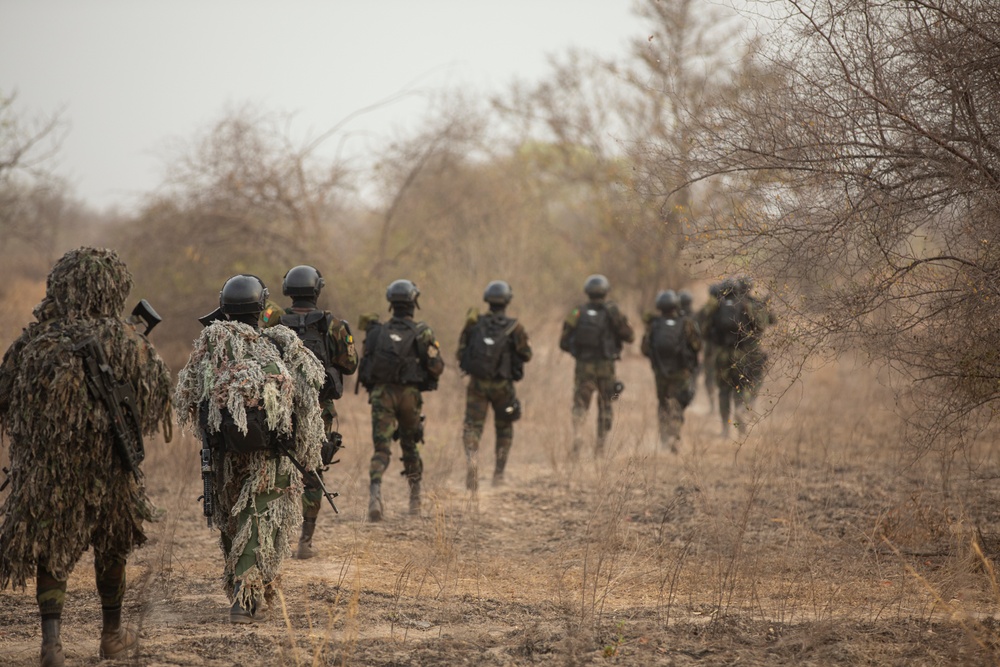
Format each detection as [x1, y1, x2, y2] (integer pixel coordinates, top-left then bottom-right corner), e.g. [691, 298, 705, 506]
[649, 316, 688, 375]
[358, 318, 429, 389]
[280, 310, 344, 401]
[571, 304, 615, 361]
[460, 315, 519, 380]
[710, 297, 753, 347]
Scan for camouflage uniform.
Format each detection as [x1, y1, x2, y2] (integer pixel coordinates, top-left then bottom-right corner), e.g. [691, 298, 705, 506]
[458, 308, 532, 488]
[702, 286, 775, 435]
[174, 318, 325, 618]
[560, 299, 634, 454]
[261, 301, 358, 535]
[0, 248, 172, 664]
[359, 310, 444, 518]
[641, 312, 702, 451]
[696, 295, 720, 413]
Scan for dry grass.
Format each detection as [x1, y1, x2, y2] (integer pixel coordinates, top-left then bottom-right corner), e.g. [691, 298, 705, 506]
[4, 326, 1000, 665]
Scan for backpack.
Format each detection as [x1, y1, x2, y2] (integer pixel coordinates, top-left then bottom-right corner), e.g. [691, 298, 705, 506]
[571, 304, 616, 361]
[460, 315, 519, 380]
[280, 310, 344, 401]
[358, 318, 429, 389]
[649, 316, 688, 375]
[710, 297, 753, 347]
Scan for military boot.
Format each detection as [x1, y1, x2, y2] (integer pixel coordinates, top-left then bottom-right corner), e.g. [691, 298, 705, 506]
[39, 617, 64, 667]
[408, 479, 421, 515]
[295, 518, 318, 559]
[493, 438, 511, 486]
[99, 605, 138, 659]
[368, 482, 383, 522]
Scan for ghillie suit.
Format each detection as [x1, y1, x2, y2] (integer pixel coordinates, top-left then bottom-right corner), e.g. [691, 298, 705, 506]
[0, 247, 172, 588]
[173, 321, 324, 610]
[0, 247, 173, 664]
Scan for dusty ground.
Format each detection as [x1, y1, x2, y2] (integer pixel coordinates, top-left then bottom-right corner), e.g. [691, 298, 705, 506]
[4, 345, 1000, 666]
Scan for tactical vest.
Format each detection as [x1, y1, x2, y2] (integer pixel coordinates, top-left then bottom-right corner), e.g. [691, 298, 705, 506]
[649, 316, 688, 375]
[460, 314, 519, 381]
[571, 304, 617, 361]
[280, 309, 344, 400]
[358, 318, 429, 388]
[710, 297, 753, 347]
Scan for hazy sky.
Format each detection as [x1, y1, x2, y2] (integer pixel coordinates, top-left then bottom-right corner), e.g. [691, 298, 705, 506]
[0, 1, 647, 211]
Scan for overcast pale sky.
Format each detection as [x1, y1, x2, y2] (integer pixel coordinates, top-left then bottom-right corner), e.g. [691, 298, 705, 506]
[0, 1, 646, 211]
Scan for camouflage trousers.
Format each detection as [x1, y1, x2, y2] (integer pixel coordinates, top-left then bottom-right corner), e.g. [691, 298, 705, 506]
[368, 384, 424, 484]
[653, 369, 696, 446]
[36, 551, 127, 620]
[700, 342, 718, 411]
[715, 345, 768, 432]
[462, 377, 516, 476]
[571, 359, 618, 454]
[219, 472, 292, 604]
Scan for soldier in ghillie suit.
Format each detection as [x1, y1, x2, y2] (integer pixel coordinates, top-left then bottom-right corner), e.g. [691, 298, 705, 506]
[457, 280, 532, 490]
[701, 277, 775, 436]
[357, 279, 444, 521]
[559, 274, 634, 456]
[641, 290, 702, 452]
[0, 247, 173, 666]
[261, 265, 358, 559]
[174, 274, 325, 623]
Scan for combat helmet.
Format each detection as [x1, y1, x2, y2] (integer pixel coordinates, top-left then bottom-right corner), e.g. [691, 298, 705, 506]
[678, 289, 693, 314]
[655, 289, 679, 313]
[282, 265, 325, 298]
[386, 279, 420, 307]
[583, 274, 610, 299]
[483, 280, 513, 306]
[220, 274, 269, 315]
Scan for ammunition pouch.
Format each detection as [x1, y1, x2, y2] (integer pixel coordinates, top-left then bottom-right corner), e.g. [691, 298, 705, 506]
[499, 397, 522, 422]
[220, 406, 276, 454]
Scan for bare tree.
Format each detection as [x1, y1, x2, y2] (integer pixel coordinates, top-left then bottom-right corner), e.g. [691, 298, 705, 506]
[0, 91, 72, 265]
[493, 0, 757, 305]
[678, 0, 1000, 465]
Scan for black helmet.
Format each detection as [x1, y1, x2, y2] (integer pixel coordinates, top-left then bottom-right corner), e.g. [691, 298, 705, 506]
[719, 278, 737, 297]
[386, 279, 420, 306]
[282, 265, 325, 298]
[220, 274, 269, 315]
[483, 280, 513, 305]
[709, 282, 722, 299]
[678, 289, 693, 312]
[583, 274, 610, 298]
[655, 289, 679, 313]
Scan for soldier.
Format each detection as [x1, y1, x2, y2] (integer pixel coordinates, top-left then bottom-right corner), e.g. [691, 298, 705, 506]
[261, 265, 358, 559]
[641, 290, 702, 452]
[0, 247, 173, 666]
[457, 280, 532, 490]
[357, 279, 444, 521]
[696, 282, 723, 414]
[559, 274, 635, 456]
[174, 274, 325, 623]
[701, 276, 774, 436]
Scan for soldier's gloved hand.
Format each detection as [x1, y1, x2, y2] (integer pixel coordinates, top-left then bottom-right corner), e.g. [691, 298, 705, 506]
[321, 432, 344, 466]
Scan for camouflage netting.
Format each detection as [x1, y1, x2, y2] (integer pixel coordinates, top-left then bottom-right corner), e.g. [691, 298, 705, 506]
[173, 321, 324, 605]
[0, 247, 173, 589]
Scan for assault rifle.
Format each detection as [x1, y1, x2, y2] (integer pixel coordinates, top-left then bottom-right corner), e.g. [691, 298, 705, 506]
[274, 438, 339, 514]
[73, 299, 162, 482]
[200, 443, 214, 527]
[74, 337, 145, 481]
